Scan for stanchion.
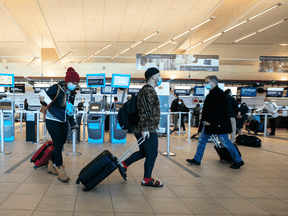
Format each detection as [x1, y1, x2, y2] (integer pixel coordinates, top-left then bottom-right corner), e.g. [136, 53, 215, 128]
[67, 113, 82, 156]
[178, 112, 181, 134]
[0, 110, 11, 155]
[82, 111, 86, 142]
[161, 112, 176, 156]
[184, 111, 192, 142]
[35, 110, 40, 144]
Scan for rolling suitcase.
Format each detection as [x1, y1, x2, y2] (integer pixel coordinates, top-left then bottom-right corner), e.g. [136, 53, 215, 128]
[30, 128, 77, 169]
[76, 137, 146, 191]
[211, 135, 241, 163]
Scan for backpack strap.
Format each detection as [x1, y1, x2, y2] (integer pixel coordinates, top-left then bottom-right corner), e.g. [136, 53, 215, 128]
[43, 84, 60, 121]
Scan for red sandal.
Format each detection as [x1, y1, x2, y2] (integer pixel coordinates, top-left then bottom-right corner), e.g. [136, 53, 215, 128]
[141, 178, 163, 187]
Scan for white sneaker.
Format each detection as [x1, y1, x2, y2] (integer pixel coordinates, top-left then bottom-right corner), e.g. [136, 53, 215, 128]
[182, 131, 186, 134]
[175, 131, 181, 134]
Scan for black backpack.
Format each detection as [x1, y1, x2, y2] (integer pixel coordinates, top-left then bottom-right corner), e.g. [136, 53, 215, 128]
[118, 94, 139, 130]
[236, 135, 261, 147]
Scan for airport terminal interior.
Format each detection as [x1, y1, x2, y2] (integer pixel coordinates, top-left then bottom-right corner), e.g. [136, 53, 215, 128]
[0, 0, 288, 215]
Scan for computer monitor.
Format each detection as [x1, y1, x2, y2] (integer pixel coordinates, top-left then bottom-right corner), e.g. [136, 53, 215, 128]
[111, 74, 131, 88]
[89, 102, 102, 111]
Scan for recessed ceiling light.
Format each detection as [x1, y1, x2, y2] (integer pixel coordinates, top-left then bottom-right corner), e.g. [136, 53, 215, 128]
[170, 41, 178, 45]
[279, 44, 288, 46]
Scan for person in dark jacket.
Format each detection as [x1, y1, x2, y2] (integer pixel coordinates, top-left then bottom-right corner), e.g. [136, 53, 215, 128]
[236, 95, 248, 135]
[39, 67, 80, 182]
[186, 75, 244, 169]
[23, 99, 29, 121]
[224, 89, 238, 143]
[176, 99, 189, 134]
[118, 67, 163, 187]
[77, 99, 85, 125]
[171, 94, 179, 132]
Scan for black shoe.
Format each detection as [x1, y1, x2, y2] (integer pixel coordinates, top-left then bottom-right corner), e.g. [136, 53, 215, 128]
[230, 161, 244, 169]
[186, 158, 201, 165]
[118, 164, 127, 181]
[270, 132, 275, 136]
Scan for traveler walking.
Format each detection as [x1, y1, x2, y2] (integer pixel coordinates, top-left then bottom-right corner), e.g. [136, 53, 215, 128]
[176, 99, 189, 134]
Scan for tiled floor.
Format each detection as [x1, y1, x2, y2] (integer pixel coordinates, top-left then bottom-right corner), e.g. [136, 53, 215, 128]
[0, 123, 288, 215]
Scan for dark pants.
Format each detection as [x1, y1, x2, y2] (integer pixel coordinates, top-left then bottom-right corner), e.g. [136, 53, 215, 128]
[46, 119, 68, 167]
[124, 133, 158, 178]
[269, 118, 276, 134]
[181, 114, 186, 131]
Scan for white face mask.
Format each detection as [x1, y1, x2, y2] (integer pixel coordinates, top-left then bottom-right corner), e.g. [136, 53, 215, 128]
[178, 102, 182, 105]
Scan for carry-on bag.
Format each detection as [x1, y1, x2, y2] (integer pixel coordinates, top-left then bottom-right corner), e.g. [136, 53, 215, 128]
[211, 135, 242, 163]
[30, 128, 77, 168]
[236, 134, 261, 147]
[76, 137, 146, 191]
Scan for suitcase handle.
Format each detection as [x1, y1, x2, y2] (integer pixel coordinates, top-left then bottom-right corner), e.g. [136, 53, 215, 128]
[117, 137, 146, 164]
[210, 134, 221, 148]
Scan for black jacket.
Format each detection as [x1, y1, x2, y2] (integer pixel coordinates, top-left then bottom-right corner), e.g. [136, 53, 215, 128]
[40, 81, 77, 127]
[170, 98, 178, 112]
[201, 86, 232, 135]
[77, 102, 84, 111]
[226, 95, 238, 118]
[236, 103, 249, 129]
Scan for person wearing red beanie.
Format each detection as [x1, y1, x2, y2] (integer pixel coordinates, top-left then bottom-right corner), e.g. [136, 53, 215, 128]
[39, 67, 80, 182]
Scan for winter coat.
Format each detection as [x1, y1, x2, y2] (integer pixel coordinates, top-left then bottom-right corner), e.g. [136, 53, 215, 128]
[236, 103, 248, 129]
[226, 95, 238, 118]
[170, 98, 178, 112]
[201, 86, 232, 135]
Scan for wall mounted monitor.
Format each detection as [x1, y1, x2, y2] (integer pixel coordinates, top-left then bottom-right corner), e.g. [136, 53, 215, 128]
[0, 74, 14, 87]
[266, 87, 284, 97]
[86, 74, 106, 87]
[101, 85, 117, 94]
[111, 74, 131, 88]
[34, 84, 50, 93]
[240, 87, 257, 97]
[9, 83, 25, 93]
[80, 87, 97, 94]
[194, 86, 204, 96]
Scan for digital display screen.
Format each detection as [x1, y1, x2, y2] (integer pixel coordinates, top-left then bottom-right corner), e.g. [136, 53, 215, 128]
[80, 87, 97, 94]
[194, 86, 204, 96]
[10, 84, 25, 93]
[34, 87, 49, 93]
[111, 74, 131, 88]
[240, 87, 257, 97]
[86, 74, 106, 87]
[266, 88, 284, 97]
[174, 89, 190, 95]
[101, 85, 117, 94]
[0, 74, 14, 87]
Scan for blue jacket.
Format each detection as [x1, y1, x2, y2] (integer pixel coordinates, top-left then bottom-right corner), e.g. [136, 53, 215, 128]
[41, 81, 77, 127]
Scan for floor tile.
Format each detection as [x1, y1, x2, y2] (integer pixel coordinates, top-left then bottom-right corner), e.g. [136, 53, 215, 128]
[13, 183, 50, 195]
[249, 198, 288, 215]
[180, 197, 232, 215]
[32, 211, 73, 216]
[45, 184, 79, 196]
[169, 186, 209, 198]
[158, 176, 194, 186]
[75, 196, 113, 212]
[77, 184, 111, 197]
[110, 185, 144, 197]
[0, 173, 30, 183]
[147, 197, 192, 214]
[112, 197, 153, 214]
[0, 210, 33, 216]
[0, 194, 9, 204]
[256, 186, 288, 199]
[215, 198, 270, 215]
[228, 186, 274, 199]
[0, 182, 21, 194]
[36, 195, 76, 212]
[115, 214, 155, 216]
[140, 185, 177, 198]
[74, 213, 114, 216]
[203, 187, 242, 199]
[0, 194, 42, 210]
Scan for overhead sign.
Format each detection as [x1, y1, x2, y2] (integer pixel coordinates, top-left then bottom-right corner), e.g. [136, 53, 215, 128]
[9, 83, 25, 93]
[194, 86, 204, 96]
[80, 87, 97, 94]
[174, 89, 190, 95]
[0, 74, 14, 87]
[266, 87, 284, 97]
[240, 87, 257, 97]
[136, 54, 219, 71]
[101, 85, 117, 94]
[111, 74, 131, 88]
[259, 56, 288, 73]
[86, 74, 106, 87]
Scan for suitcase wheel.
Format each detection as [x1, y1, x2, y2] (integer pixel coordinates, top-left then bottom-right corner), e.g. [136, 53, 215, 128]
[34, 165, 38, 169]
[30, 158, 33, 163]
[76, 180, 80, 185]
[83, 187, 89, 192]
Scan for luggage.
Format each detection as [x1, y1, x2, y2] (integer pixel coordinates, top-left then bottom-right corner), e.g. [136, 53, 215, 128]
[211, 135, 242, 163]
[30, 128, 77, 168]
[248, 119, 259, 131]
[236, 134, 261, 147]
[76, 137, 146, 191]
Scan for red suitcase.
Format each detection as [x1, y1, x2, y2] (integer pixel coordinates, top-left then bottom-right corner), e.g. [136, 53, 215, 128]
[30, 141, 54, 168]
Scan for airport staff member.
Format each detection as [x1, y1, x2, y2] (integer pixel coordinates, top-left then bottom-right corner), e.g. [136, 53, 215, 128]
[186, 75, 244, 169]
[235, 95, 248, 135]
[39, 67, 79, 182]
[254, 97, 278, 136]
[118, 67, 163, 187]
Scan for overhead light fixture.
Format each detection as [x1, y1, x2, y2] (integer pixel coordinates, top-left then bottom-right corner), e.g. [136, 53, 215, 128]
[2, 59, 7, 68]
[229, 17, 287, 44]
[110, 30, 160, 60]
[51, 51, 75, 65]
[28, 57, 39, 67]
[280, 44, 288, 46]
[143, 17, 215, 56]
[182, 2, 283, 53]
[79, 42, 114, 63]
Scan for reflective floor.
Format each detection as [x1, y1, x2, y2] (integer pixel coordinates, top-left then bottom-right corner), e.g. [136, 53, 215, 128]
[0, 123, 288, 216]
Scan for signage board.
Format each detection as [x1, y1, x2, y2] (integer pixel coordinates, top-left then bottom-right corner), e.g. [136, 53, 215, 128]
[194, 86, 204, 96]
[86, 74, 106, 87]
[266, 87, 284, 97]
[0, 74, 14, 87]
[80, 87, 97, 94]
[240, 87, 257, 97]
[10, 83, 25, 93]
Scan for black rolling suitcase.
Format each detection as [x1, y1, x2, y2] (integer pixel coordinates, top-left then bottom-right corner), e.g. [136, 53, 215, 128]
[76, 137, 145, 191]
[211, 135, 241, 163]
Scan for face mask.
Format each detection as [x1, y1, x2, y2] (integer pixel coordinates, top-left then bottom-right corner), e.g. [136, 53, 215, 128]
[178, 102, 182, 105]
[157, 77, 162, 86]
[205, 83, 212, 90]
[67, 83, 76, 91]
[265, 101, 269, 104]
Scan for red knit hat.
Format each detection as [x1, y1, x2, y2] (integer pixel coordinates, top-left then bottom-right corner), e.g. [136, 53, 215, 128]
[65, 67, 80, 83]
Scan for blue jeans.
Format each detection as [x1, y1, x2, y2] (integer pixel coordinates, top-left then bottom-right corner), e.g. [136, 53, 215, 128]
[194, 128, 242, 163]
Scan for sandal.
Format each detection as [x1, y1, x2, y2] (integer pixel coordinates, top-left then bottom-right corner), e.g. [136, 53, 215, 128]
[118, 164, 127, 181]
[141, 178, 163, 187]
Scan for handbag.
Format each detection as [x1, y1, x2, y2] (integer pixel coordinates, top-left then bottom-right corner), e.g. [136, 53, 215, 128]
[40, 84, 60, 119]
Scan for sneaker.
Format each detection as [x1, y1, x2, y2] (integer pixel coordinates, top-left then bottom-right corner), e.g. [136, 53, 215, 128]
[186, 158, 201, 165]
[118, 163, 127, 181]
[230, 161, 244, 169]
[181, 131, 186, 134]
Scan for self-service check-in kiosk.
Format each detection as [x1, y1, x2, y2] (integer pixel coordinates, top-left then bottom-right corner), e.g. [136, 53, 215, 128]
[0, 100, 14, 142]
[110, 103, 127, 143]
[87, 102, 104, 143]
